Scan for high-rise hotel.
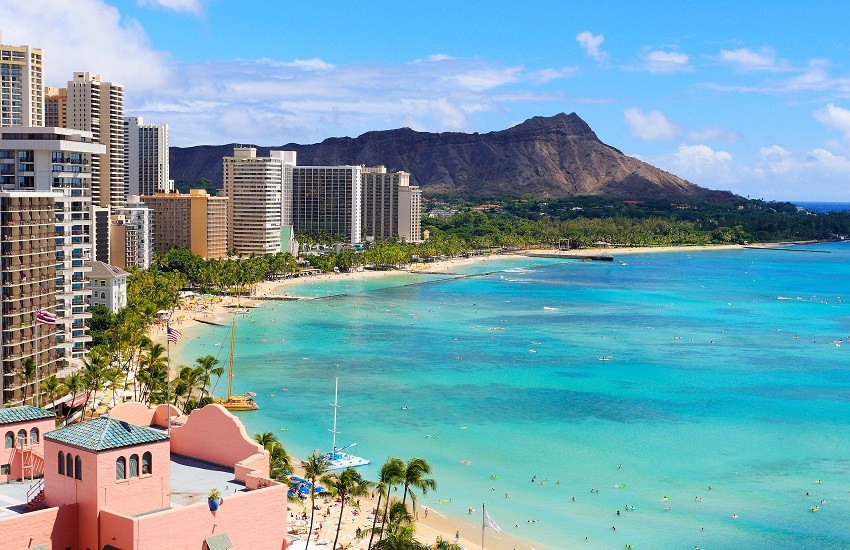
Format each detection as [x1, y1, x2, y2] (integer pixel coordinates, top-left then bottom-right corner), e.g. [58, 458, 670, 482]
[361, 166, 422, 243]
[0, 127, 105, 404]
[0, 32, 43, 128]
[124, 116, 172, 197]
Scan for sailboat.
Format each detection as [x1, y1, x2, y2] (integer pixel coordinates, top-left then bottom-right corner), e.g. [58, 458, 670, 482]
[213, 320, 258, 411]
[324, 377, 369, 469]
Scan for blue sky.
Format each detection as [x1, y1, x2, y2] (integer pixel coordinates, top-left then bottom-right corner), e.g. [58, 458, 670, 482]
[4, 0, 850, 200]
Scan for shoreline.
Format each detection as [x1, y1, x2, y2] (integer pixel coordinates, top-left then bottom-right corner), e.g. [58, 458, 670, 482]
[152, 243, 750, 550]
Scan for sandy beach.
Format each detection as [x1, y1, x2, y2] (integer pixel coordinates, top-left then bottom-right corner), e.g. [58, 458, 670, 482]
[149, 244, 747, 549]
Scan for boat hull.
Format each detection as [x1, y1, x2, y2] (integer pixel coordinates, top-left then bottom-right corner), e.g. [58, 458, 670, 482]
[213, 396, 258, 411]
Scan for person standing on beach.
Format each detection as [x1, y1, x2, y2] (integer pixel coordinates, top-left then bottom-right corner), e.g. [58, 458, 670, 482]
[455, 530, 460, 541]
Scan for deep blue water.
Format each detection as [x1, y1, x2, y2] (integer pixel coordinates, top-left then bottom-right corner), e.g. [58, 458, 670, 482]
[176, 247, 850, 549]
[793, 201, 850, 213]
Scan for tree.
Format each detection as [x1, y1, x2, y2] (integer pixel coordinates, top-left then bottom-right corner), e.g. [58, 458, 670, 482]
[371, 501, 427, 550]
[195, 354, 223, 400]
[102, 367, 125, 410]
[40, 375, 60, 408]
[301, 452, 333, 550]
[401, 457, 437, 510]
[328, 467, 373, 550]
[81, 349, 108, 418]
[369, 457, 405, 550]
[18, 357, 36, 406]
[254, 432, 293, 482]
[60, 373, 84, 423]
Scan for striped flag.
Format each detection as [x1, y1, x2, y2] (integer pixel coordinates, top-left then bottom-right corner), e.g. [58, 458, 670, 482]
[166, 325, 182, 343]
[483, 507, 502, 533]
[35, 307, 57, 325]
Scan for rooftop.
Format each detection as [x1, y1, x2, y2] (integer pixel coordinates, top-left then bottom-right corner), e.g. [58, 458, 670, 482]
[44, 416, 168, 452]
[0, 406, 54, 425]
[168, 454, 245, 508]
[87, 260, 129, 279]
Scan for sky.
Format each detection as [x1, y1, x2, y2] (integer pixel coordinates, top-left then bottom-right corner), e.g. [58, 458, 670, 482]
[4, 0, 850, 201]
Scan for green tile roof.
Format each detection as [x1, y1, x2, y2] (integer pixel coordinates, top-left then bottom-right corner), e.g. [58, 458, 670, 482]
[0, 405, 54, 425]
[44, 416, 168, 452]
[204, 533, 233, 550]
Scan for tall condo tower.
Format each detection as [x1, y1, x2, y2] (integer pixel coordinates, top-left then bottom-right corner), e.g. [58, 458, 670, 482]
[124, 116, 172, 197]
[0, 32, 43, 127]
[67, 72, 125, 208]
[291, 165, 363, 244]
[361, 166, 422, 243]
[223, 147, 293, 255]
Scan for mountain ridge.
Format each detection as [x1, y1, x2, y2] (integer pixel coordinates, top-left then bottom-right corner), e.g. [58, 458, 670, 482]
[169, 113, 737, 202]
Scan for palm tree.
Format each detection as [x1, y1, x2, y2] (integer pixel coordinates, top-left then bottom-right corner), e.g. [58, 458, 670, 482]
[301, 452, 332, 550]
[60, 373, 84, 423]
[400, 457, 437, 509]
[81, 349, 109, 418]
[254, 432, 292, 482]
[17, 357, 36, 405]
[195, 354, 223, 400]
[102, 367, 125, 409]
[328, 467, 373, 550]
[369, 457, 405, 550]
[40, 375, 60, 409]
[371, 501, 426, 550]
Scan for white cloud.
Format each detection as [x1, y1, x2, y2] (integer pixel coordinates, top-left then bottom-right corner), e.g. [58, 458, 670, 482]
[2, 0, 173, 91]
[448, 66, 523, 91]
[280, 58, 336, 71]
[643, 50, 691, 73]
[576, 31, 607, 63]
[529, 67, 578, 83]
[814, 103, 850, 139]
[669, 144, 733, 182]
[137, 0, 201, 13]
[623, 108, 677, 141]
[687, 127, 742, 142]
[718, 47, 786, 71]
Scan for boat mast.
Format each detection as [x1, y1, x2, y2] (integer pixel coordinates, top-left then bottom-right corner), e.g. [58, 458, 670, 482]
[228, 319, 235, 400]
[329, 377, 339, 452]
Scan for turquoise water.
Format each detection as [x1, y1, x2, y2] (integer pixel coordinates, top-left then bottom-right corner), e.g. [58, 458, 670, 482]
[175, 247, 850, 549]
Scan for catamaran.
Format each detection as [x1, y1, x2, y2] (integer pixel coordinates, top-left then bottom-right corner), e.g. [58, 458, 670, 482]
[325, 377, 369, 469]
[213, 320, 258, 411]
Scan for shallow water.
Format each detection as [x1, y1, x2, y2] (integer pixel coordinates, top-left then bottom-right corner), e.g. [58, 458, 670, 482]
[176, 246, 850, 549]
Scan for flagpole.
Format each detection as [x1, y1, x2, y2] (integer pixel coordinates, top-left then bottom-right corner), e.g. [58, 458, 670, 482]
[34, 308, 39, 407]
[166, 323, 171, 435]
[481, 503, 485, 550]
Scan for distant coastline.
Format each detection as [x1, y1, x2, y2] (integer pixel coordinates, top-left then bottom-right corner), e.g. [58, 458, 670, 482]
[793, 200, 850, 213]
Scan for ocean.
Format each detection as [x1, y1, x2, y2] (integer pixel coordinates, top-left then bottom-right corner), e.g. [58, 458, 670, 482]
[174, 244, 850, 549]
[793, 201, 850, 213]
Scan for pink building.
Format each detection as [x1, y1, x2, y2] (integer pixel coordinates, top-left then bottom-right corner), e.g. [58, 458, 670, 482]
[0, 403, 288, 550]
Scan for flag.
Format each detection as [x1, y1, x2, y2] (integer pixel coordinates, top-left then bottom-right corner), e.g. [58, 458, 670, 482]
[483, 508, 502, 533]
[35, 307, 57, 325]
[166, 325, 182, 343]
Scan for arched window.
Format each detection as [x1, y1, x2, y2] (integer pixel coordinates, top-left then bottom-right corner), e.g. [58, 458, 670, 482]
[100, 292, 106, 299]
[58, 451, 65, 475]
[74, 456, 82, 480]
[129, 454, 139, 477]
[65, 453, 73, 478]
[29, 427, 39, 444]
[142, 452, 152, 475]
[4, 431, 12, 449]
[17, 429, 26, 446]
[116, 457, 126, 480]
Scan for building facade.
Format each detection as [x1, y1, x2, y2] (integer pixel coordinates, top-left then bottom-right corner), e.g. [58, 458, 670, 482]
[44, 86, 67, 128]
[112, 196, 152, 269]
[223, 147, 293, 255]
[0, 127, 105, 366]
[142, 190, 228, 259]
[124, 116, 172, 197]
[0, 192, 60, 407]
[0, 32, 43, 127]
[292, 164, 363, 244]
[87, 261, 127, 313]
[67, 72, 125, 208]
[361, 166, 421, 243]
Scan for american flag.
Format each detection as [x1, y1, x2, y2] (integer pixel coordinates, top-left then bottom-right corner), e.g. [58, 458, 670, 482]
[166, 325, 182, 343]
[35, 307, 57, 325]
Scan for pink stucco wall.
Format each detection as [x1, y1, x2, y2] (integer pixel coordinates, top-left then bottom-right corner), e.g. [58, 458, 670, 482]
[108, 401, 156, 426]
[99, 483, 289, 550]
[0, 417, 54, 482]
[170, 404, 269, 475]
[44, 438, 170, 550]
[0, 502, 78, 549]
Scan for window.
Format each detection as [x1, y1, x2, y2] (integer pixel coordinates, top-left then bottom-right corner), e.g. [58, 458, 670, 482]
[29, 427, 39, 444]
[65, 453, 73, 478]
[74, 456, 82, 480]
[58, 451, 64, 475]
[3, 431, 12, 449]
[1, 464, 9, 475]
[116, 457, 126, 480]
[129, 454, 139, 477]
[17, 429, 26, 446]
[100, 292, 105, 299]
[142, 451, 152, 474]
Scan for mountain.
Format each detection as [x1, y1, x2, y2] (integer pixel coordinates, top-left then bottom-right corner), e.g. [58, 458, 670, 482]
[169, 113, 736, 202]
